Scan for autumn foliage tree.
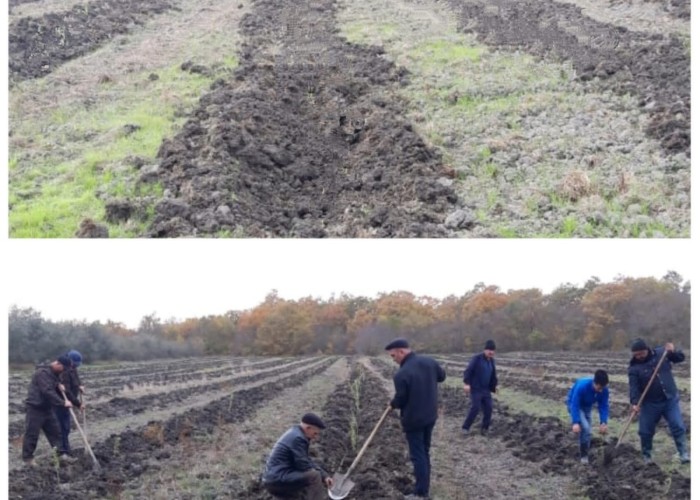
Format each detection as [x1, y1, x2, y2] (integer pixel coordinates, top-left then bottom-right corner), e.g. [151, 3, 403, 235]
[8, 273, 691, 362]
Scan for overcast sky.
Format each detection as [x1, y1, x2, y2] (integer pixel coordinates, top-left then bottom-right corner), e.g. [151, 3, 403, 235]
[4, 239, 694, 329]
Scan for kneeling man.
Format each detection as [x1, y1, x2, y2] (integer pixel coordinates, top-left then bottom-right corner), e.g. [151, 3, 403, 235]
[263, 412, 333, 499]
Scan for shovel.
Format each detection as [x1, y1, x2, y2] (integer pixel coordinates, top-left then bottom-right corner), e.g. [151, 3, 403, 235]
[603, 349, 668, 465]
[80, 392, 88, 455]
[60, 389, 102, 471]
[328, 405, 392, 499]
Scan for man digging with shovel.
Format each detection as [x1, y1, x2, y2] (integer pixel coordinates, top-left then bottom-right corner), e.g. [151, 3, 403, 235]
[262, 413, 333, 499]
[22, 355, 76, 466]
[627, 339, 689, 465]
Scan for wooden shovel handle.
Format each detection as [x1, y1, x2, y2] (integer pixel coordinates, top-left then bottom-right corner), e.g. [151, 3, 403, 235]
[635, 349, 668, 409]
[60, 388, 101, 469]
[344, 405, 393, 477]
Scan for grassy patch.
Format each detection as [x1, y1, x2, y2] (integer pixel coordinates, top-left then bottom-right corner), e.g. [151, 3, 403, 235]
[560, 216, 578, 237]
[496, 226, 518, 238]
[413, 39, 485, 65]
[10, 60, 237, 237]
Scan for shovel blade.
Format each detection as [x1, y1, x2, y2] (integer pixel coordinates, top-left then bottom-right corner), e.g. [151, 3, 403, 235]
[328, 473, 355, 499]
[603, 439, 620, 466]
[603, 446, 616, 465]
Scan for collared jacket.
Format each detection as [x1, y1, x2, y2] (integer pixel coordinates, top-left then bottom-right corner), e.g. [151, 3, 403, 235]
[628, 346, 684, 405]
[59, 366, 82, 407]
[263, 425, 328, 485]
[463, 353, 498, 393]
[25, 366, 65, 410]
[390, 352, 446, 432]
[566, 377, 609, 424]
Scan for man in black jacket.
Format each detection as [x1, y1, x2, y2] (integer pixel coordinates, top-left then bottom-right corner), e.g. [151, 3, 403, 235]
[628, 338, 689, 465]
[22, 356, 75, 466]
[262, 413, 333, 499]
[386, 338, 446, 499]
[462, 339, 498, 436]
[56, 349, 84, 456]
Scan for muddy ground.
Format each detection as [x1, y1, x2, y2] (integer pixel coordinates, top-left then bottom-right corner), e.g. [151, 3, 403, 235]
[8, 0, 690, 237]
[9, 0, 176, 82]
[8, 357, 323, 438]
[142, 0, 458, 237]
[8, 359, 334, 498]
[8, 355, 691, 498]
[140, 0, 690, 237]
[239, 364, 414, 499]
[446, 0, 690, 156]
[440, 386, 690, 499]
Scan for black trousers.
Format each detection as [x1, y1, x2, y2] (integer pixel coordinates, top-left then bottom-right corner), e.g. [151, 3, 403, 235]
[264, 470, 326, 500]
[22, 405, 61, 460]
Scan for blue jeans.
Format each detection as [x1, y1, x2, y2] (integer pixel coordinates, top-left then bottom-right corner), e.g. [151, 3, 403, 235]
[638, 396, 687, 458]
[462, 390, 493, 431]
[54, 406, 71, 454]
[569, 407, 592, 456]
[405, 423, 434, 497]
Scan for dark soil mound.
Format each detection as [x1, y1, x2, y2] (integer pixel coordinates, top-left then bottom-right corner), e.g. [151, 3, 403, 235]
[144, 0, 458, 237]
[9, 0, 175, 82]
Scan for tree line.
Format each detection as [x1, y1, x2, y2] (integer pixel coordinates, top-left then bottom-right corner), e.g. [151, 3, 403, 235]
[8, 272, 690, 364]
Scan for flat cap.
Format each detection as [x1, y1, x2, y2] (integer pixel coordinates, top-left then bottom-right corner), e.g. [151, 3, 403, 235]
[384, 338, 410, 350]
[301, 413, 326, 429]
[630, 338, 648, 352]
[56, 355, 72, 368]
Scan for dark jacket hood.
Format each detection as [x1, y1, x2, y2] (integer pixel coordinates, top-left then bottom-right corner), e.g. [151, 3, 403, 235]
[629, 349, 653, 366]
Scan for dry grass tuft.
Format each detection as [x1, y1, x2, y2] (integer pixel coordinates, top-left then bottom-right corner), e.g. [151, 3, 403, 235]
[143, 422, 165, 445]
[559, 169, 591, 201]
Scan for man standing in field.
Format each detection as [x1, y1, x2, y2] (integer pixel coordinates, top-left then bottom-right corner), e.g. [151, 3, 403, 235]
[55, 349, 85, 456]
[262, 413, 333, 499]
[462, 339, 498, 436]
[386, 338, 446, 500]
[22, 355, 76, 466]
[628, 339, 689, 465]
[566, 369, 609, 464]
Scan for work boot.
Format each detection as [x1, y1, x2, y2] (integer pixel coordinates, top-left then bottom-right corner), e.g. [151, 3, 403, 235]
[580, 443, 589, 461]
[673, 436, 690, 463]
[60, 454, 77, 464]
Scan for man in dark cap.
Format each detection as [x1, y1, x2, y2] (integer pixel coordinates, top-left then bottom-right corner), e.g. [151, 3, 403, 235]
[566, 369, 609, 464]
[55, 350, 85, 456]
[462, 339, 498, 436]
[386, 338, 446, 499]
[262, 413, 333, 499]
[628, 339, 689, 465]
[22, 356, 75, 466]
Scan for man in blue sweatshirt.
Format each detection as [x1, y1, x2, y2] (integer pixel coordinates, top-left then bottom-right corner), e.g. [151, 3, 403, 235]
[566, 370, 609, 464]
[462, 339, 498, 436]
